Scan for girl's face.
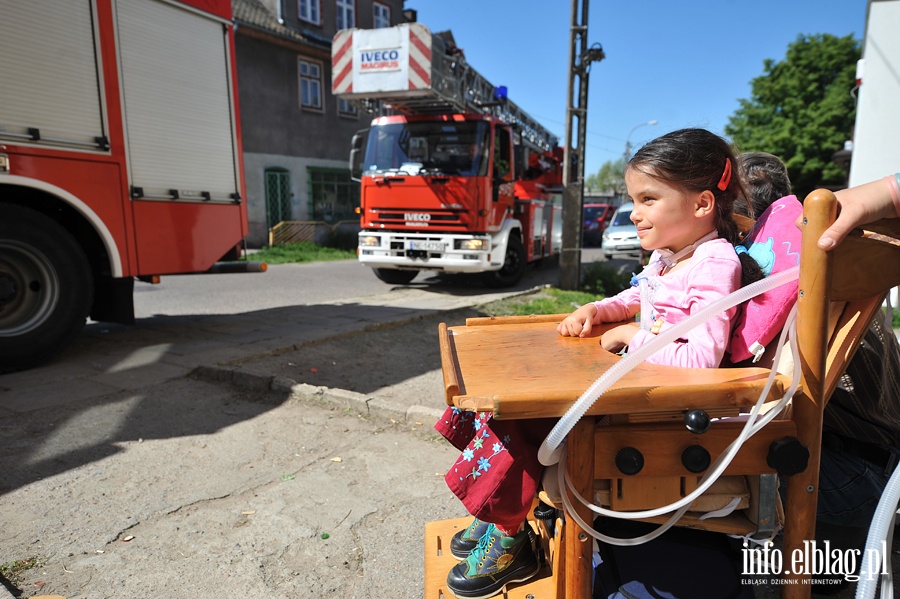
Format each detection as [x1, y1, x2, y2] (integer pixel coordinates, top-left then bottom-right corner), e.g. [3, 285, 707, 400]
[624, 166, 716, 254]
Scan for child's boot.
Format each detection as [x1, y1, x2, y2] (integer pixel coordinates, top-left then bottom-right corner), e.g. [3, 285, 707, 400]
[450, 517, 492, 558]
[446, 523, 540, 599]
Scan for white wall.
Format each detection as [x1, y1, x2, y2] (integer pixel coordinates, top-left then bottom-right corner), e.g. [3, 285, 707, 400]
[849, 0, 900, 187]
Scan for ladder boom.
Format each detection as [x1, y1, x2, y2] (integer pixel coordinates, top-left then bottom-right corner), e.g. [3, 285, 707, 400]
[332, 23, 557, 152]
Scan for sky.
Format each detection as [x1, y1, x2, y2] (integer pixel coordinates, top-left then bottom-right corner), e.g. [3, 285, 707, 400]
[408, 0, 869, 177]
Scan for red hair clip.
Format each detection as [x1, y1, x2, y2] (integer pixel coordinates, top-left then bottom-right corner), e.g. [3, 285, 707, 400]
[717, 158, 732, 191]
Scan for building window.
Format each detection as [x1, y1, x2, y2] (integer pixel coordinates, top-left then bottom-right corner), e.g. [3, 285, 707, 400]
[336, 0, 354, 30]
[338, 98, 358, 118]
[308, 168, 359, 222]
[299, 59, 323, 110]
[372, 2, 390, 28]
[298, 0, 320, 24]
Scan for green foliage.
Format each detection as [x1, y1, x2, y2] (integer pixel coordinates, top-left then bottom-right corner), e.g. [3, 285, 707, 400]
[586, 157, 627, 192]
[1, 556, 45, 586]
[581, 262, 632, 297]
[246, 242, 356, 264]
[725, 34, 860, 197]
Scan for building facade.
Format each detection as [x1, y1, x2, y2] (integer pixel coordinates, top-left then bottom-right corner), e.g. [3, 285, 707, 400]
[233, 0, 408, 246]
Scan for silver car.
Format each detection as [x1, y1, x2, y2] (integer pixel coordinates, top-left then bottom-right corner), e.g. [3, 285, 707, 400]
[601, 202, 642, 259]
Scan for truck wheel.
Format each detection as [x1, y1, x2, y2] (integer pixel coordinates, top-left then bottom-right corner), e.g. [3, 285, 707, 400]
[0, 204, 93, 373]
[373, 268, 418, 285]
[482, 234, 526, 288]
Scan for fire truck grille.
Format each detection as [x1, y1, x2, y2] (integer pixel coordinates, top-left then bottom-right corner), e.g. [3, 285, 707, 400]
[386, 235, 447, 259]
[371, 210, 467, 228]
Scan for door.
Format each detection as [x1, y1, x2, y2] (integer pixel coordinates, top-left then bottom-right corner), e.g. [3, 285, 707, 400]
[265, 168, 292, 229]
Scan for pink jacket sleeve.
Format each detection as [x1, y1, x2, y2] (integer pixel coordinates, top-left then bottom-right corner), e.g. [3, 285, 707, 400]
[590, 285, 641, 323]
[628, 254, 741, 368]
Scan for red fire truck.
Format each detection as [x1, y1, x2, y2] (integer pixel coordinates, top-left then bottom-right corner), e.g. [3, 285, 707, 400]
[332, 23, 562, 287]
[0, 0, 251, 372]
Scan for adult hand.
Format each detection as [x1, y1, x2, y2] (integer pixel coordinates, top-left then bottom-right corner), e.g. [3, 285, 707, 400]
[815, 178, 900, 251]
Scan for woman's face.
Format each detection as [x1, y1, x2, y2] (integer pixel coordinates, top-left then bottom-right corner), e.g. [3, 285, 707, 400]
[624, 166, 715, 253]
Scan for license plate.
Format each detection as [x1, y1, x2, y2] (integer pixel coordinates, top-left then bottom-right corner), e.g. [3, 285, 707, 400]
[408, 240, 445, 251]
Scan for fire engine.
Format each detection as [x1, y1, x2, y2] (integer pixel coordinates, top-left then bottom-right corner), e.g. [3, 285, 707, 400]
[332, 23, 563, 287]
[0, 0, 252, 372]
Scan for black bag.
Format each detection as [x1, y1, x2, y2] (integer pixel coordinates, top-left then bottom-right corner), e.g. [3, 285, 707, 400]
[592, 517, 755, 599]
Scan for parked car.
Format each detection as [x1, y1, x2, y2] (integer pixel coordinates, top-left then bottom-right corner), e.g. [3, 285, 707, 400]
[582, 203, 614, 246]
[601, 202, 641, 259]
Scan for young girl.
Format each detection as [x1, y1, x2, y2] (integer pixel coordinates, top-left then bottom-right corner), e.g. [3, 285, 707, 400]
[558, 127, 762, 368]
[434, 128, 761, 599]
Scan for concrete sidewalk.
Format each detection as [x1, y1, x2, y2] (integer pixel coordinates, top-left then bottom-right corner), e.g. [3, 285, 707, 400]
[0, 284, 537, 420]
[0, 280, 551, 599]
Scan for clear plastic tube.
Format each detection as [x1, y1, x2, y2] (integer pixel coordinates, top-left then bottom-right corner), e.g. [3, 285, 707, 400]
[558, 303, 800, 546]
[855, 462, 900, 599]
[536, 266, 801, 546]
[538, 265, 800, 466]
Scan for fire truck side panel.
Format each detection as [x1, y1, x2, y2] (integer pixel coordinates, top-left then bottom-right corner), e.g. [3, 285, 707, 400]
[0, 0, 247, 372]
[1, 154, 129, 276]
[116, 0, 241, 204]
[131, 201, 247, 275]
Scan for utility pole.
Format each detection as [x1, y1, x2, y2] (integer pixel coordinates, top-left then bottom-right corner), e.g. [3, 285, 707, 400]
[560, 0, 604, 290]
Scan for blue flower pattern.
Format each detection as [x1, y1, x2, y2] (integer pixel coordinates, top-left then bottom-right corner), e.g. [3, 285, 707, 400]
[449, 412, 509, 482]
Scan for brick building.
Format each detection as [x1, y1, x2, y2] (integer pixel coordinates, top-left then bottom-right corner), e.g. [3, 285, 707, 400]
[232, 0, 408, 245]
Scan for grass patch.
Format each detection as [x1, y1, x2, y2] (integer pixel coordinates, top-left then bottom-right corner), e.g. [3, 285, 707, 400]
[245, 242, 356, 264]
[1, 556, 44, 586]
[481, 287, 597, 317]
[480, 263, 632, 317]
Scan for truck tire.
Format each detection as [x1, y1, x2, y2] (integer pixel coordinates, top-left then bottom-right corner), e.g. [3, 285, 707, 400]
[482, 234, 526, 288]
[0, 204, 94, 372]
[373, 268, 418, 285]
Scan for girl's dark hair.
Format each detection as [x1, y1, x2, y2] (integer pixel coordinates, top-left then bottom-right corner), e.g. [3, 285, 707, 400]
[628, 128, 763, 287]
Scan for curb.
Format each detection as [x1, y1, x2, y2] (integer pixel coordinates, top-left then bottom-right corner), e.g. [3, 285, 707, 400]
[190, 284, 549, 428]
[193, 365, 445, 427]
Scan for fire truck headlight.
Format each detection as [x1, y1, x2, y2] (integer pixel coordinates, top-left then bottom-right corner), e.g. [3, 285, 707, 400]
[455, 239, 487, 251]
[359, 236, 380, 247]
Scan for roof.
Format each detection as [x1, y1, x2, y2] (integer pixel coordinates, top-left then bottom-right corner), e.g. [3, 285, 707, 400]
[232, 0, 328, 48]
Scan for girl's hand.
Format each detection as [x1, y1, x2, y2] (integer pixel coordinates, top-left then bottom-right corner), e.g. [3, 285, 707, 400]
[557, 304, 598, 337]
[600, 324, 638, 354]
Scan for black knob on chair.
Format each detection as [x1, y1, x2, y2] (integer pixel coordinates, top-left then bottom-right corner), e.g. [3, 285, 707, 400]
[767, 436, 810, 476]
[683, 409, 711, 434]
[615, 447, 644, 475]
[681, 445, 712, 473]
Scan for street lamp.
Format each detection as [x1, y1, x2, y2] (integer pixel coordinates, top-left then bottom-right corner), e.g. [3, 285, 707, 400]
[623, 119, 658, 162]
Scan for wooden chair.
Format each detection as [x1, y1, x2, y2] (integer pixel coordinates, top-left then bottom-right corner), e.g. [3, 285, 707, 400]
[425, 189, 900, 598]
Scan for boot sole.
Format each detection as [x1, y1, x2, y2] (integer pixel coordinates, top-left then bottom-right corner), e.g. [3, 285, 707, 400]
[447, 561, 541, 599]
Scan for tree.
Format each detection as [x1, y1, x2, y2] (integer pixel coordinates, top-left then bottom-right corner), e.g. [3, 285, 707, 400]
[585, 157, 626, 194]
[725, 34, 860, 197]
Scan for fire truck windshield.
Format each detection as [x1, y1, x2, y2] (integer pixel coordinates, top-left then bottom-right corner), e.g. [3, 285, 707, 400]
[364, 120, 490, 177]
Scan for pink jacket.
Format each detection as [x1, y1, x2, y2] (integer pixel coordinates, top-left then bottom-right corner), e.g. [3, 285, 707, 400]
[591, 238, 741, 368]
